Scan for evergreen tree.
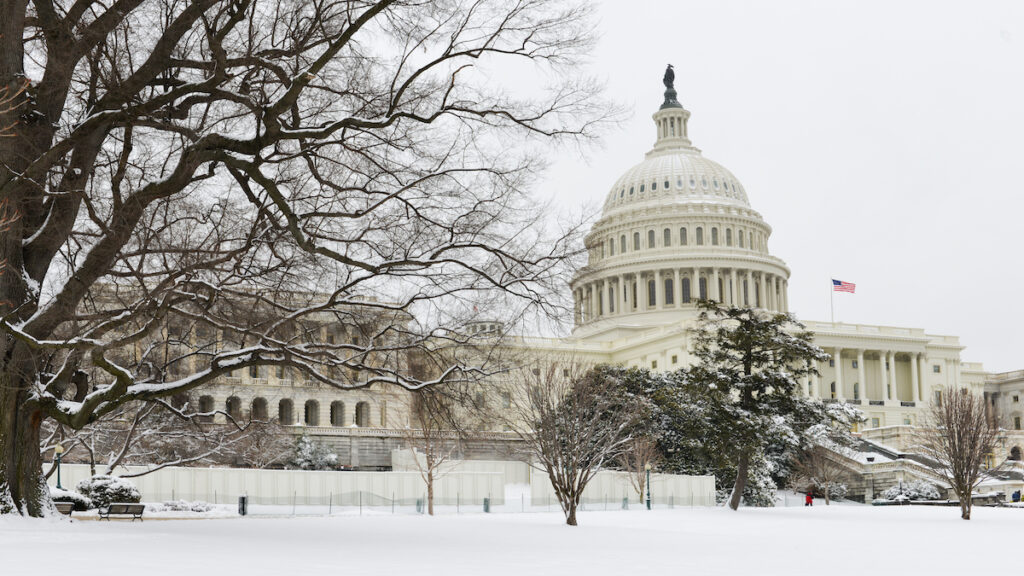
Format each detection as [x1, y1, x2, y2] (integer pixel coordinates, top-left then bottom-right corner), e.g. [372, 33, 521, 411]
[685, 300, 831, 511]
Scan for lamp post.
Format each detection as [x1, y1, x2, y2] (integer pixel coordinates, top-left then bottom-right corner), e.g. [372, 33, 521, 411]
[54, 443, 64, 490]
[645, 462, 652, 510]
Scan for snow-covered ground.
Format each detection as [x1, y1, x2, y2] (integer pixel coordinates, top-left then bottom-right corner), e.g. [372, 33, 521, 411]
[3, 504, 1021, 575]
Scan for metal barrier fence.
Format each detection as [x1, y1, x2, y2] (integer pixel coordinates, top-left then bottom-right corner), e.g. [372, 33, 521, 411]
[47, 462, 716, 515]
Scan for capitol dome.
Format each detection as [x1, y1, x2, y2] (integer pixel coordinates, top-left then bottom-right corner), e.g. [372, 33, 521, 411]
[570, 66, 791, 336]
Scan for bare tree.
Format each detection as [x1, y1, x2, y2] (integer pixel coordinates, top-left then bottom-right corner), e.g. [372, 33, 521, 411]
[620, 436, 661, 504]
[402, 384, 467, 516]
[234, 419, 294, 470]
[916, 387, 1003, 520]
[789, 446, 850, 505]
[0, 0, 609, 516]
[41, 398, 273, 476]
[509, 363, 644, 526]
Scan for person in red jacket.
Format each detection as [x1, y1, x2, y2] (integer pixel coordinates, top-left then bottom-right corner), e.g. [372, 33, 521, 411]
[805, 491, 814, 506]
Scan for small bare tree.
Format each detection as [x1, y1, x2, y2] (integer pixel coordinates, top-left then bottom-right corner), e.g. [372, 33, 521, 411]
[916, 387, 1002, 520]
[790, 446, 850, 505]
[403, 384, 466, 516]
[620, 436, 662, 504]
[509, 363, 643, 526]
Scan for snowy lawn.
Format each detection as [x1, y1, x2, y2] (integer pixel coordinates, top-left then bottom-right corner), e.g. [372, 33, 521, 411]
[3, 504, 1020, 575]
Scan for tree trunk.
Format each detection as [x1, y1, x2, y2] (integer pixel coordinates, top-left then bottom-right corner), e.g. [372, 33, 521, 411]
[0, 373, 51, 516]
[960, 498, 971, 520]
[426, 472, 434, 516]
[824, 483, 831, 506]
[728, 449, 750, 511]
[566, 502, 577, 526]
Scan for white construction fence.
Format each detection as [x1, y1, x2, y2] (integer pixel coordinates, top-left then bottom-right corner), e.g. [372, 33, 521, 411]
[47, 455, 715, 515]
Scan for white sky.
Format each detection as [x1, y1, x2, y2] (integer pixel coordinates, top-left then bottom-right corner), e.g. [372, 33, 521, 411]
[535, 0, 1024, 373]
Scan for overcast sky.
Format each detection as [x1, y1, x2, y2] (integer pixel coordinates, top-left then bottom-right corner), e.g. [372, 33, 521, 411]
[534, 0, 1024, 373]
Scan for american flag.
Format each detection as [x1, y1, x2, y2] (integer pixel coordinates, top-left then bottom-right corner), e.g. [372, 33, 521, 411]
[832, 279, 856, 293]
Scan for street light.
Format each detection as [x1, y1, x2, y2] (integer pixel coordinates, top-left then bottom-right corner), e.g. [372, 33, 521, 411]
[645, 462, 652, 510]
[53, 443, 64, 490]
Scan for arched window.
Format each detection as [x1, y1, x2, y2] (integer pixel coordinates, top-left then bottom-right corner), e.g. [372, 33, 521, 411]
[226, 396, 242, 420]
[738, 230, 745, 248]
[251, 397, 268, 420]
[647, 279, 656, 307]
[355, 402, 371, 427]
[633, 232, 640, 250]
[853, 383, 860, 400]
[609, 239, 615, 256]
[699, 277, 707, 300]
[830, 382, 836, 399]
[749, 231, 754, 250]
[647, 230, 655, 248]
[620, 235, 626, 253]
[278, 399, 294, 425]
[682, 278, 692, 303]
[608, 286, 615, 313]
[663, 228, 671, 247]
[726, 229, 732, 246]
[651, 181, 657, 191]
[664, 278, 674, 305]
[304, 400, 319, 426]
[330, 401, 345, 426]
[680, 227, 687, 245]
[696, 227, 704, 245]
[1011, 446, 1022, 461]
[711, 227, 719, 245]
[199, 395, 214, 413]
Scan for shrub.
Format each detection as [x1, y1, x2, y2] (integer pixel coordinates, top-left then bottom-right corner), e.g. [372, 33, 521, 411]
[882, 480, 941, 501]
[152, 500, 215, 513]
[76, 475, 141, 508]
[50, 487, 93, 511]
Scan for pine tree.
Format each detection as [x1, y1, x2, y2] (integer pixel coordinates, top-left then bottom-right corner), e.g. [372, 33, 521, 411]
[685, 300, 831, 511]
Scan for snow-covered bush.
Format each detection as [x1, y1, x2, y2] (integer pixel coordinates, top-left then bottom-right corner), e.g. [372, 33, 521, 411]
[291, 434, 338, 470]
[151, 500, 215, 513]
[76, 475, 141, 507]
[50, 487, 93, 511]
[882, 480, 941, 501]
[827, 483, 848, 501]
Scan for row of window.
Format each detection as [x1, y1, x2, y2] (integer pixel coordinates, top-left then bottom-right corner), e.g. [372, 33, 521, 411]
[616, 175, 742, 199]
[601, 226, 763, 258]
[198, 395, 376, 427]
[582, 276, 767, 316]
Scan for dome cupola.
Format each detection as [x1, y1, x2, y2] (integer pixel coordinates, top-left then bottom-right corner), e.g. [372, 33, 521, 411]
[569, 65, 791, 337]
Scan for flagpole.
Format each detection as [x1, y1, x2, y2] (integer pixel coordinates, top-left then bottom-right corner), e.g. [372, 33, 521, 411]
[829, 277, 834, 325]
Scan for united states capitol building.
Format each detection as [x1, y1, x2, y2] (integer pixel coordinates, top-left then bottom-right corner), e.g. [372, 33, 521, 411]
[193, 69, 1024, 491]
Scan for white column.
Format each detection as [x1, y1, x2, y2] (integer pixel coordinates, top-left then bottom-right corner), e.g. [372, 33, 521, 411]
[911, 352, 921, 403]
[710, 268, 720, 302]
[692, 266, 700, 301]
[655, 270, 663, 309]
[889, 351, 898, 401]
[733, 268, 741, 305]
[782, 279, 789, 312]
[599, 280, 607, 316]
[759, 273, 767, 308]
[833, 346, 844, 399]
[673, 269, 681, 307]
[618, 272, 626, 313]
[857, 349, 866, 401]
[638, 273, 647, 312]
[766, 275, 775, 310]
[879, 351, 888, 401]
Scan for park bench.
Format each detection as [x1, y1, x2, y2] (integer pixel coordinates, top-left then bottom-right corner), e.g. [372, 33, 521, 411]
[54, 502, 74, 515]
[98, 503, 145, 521]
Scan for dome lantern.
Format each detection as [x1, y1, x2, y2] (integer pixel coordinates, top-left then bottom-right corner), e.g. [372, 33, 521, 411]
[652, 65, 692, 153]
